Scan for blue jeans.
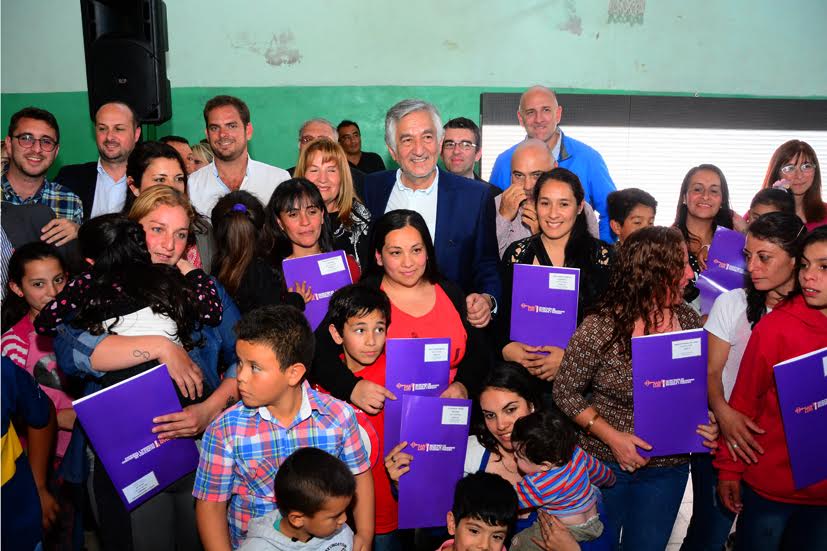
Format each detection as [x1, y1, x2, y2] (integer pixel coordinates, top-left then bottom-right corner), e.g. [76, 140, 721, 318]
[601, 462, 689, 551]
[374, 531, 403, 551]
[735, 484, 827, 550]
[680, 454, 736, 551]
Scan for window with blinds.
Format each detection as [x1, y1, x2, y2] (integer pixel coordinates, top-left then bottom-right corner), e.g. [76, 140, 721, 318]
[480, 94, 827, 226]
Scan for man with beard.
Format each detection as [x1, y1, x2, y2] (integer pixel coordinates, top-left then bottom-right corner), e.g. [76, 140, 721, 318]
[2, 107, 82, 246]
[188, 95, 290, 216]
[488, 86, 616, 241]
[54, 101, 141, 221]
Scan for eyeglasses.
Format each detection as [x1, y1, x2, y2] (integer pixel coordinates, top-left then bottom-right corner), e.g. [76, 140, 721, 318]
[780, 162, 817, 175]
[442, 140, 477, 151]
[14, 134, 58, 152]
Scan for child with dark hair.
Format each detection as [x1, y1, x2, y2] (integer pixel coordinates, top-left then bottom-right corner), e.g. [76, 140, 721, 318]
[509, 410, 615, 549]
[439, 471, 519, 551]
[238, 447, 357, 551]
[745, 187, 795, 224]
[606, 188, 657, 243]
[321, 284, 399, 548]
[194, 305, 373, 550]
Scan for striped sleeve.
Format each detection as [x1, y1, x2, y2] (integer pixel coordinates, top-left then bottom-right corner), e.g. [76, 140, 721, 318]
[1, 330, 28, 369]
[514, 473, 547, 509]
[577, 447, 615, 487]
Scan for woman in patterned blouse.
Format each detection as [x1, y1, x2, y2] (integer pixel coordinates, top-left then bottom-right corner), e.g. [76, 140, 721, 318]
[552, 226, 719, 551]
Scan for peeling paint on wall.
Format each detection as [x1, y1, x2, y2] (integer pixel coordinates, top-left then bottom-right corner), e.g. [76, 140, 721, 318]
[229, 31, 302, 67]
[558, 0, 583, 36]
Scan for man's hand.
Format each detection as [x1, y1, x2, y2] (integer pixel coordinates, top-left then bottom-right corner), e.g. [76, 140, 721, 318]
[466, 293, 492, 328]
[350, 379, 397, 415]
[521, 201, 540, 234]
[498, 184, 527, 222]
[41, 218, 79, 246]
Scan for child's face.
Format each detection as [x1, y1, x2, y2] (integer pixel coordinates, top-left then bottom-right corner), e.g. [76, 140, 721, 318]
[330, 310, 386, 369]
[300, 495, 351, 538]
[10, 257, 66, 317]
[447, 513, 508, 551]
[611, 204, 655, 243]
[235, 340, 304, 409]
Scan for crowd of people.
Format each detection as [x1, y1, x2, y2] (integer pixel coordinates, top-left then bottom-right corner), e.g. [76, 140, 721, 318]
[1, 85, 825, 551]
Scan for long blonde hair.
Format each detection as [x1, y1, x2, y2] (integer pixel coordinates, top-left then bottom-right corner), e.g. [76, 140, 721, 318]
[295, 138, 358, 228]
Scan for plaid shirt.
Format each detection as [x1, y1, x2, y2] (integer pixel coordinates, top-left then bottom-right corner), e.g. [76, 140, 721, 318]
[193, 381, 370, 547]
[1, 175, 83, 224]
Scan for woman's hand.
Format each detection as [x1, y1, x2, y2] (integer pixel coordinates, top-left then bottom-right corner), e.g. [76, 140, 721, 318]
[176, 258, 196, 275]
[158, 340, 204, 399]
[350, 380, 397, 415]
[530, 512, 581, 551]
[715, 402, 765, 464]
[384, 441, 413, 483]
[717, 479, 743, 514]
[525, 346, 564, 381]
[697, 410, 721, 452]
[605, 429, 651, 472]
[731, 211, 749, 234]
[290, 281, 314, 303]
[441, 381, 468, 400]
[502, 342, 547, 369]
[152, 402, 214, 442]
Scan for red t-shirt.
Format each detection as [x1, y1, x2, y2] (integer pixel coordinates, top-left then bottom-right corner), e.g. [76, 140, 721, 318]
[314, 353, 397, 534]
[385, 283, 467, 383]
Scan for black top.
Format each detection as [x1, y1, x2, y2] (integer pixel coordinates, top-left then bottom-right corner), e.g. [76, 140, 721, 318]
[231, 257, 305, 315]
[350, 151, 386, 174]
[308, 276, 493, 401]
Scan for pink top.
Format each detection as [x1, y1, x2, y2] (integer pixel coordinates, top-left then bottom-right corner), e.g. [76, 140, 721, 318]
[2, 315, 74, 457]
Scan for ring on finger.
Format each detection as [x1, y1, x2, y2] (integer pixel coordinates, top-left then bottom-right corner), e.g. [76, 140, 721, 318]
[732, 443, 739, 449]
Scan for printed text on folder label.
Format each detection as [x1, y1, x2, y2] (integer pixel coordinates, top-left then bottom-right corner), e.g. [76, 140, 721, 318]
[672, 338, 702, 360]
[548, 273, 576, 291]
[424, 343, 450, 362]
[122, 471, 159, 503]
[442, 405, 469, 425]
[318, 256, 346, 275]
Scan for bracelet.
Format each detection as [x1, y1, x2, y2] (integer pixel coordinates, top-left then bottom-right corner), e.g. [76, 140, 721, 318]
[585, 412, 601, 435]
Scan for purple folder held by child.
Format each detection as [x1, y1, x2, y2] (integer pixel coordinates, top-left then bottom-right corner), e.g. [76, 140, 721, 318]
[774, 347, 827, 489]
[383, 338, 451, 457]
[397, 395, 471, 529]
[510, 264, 580, 349]
[632, 329, 709, 457]
[696, 227, 747, 315]
[282, 250, 353, 330]
[72, 364, 199, 510]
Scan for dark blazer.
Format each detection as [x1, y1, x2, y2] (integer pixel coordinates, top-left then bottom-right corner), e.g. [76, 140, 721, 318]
[362, 168, 501, 301]
[54, 162, 99, 221]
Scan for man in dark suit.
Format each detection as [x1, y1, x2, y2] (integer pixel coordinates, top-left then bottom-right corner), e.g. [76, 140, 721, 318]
[361, 99, 500, 328]
[54, 101, 141, 220]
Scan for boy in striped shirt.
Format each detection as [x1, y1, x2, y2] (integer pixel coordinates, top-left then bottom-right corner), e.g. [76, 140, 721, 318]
[509, 410, 615, 550]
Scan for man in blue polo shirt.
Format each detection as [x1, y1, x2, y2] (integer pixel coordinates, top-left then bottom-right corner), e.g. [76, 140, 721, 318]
[489, 86, 616, 242]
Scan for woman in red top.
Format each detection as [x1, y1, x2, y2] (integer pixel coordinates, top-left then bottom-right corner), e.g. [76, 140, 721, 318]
[715, 226, 827, 550]
[309, 209, 491, 412]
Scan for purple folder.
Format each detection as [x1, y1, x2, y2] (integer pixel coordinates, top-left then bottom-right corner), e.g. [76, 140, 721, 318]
[398, 395, 471, 529]
[773, 347, 827, 489]
[696, 227, 747, 315]
[72, 365, 199, 510]
[383, 338, 451, 457]
[282, 250, 353, 330]
[510, 264, 579, 349]
[632, 329, 709, 457]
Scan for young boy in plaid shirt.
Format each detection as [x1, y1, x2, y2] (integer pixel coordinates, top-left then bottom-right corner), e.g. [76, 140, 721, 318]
[193, 306, 374, 550]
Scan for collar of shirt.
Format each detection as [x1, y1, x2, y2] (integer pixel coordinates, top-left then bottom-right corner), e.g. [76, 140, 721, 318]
[393, 168, 439, 195]
[555, 129, 568, 162]
[96, 159, 127, 185]
[254, 381, 331, 429]
[212, 156, 251, 192]
[1, 174, 47, 203]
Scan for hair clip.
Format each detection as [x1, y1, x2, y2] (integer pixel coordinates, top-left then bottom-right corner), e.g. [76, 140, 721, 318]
[231, 203, 248, 213]
[772, 179, 791, 191]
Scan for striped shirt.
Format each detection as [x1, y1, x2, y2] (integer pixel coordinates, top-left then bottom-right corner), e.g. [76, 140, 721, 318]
[1, 176, 83, 225]
[193, 381, 369, 547]
[515, 446, 615, 517]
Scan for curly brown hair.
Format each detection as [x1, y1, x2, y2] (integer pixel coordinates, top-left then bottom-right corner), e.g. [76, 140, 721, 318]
[598, 226, 687, 355]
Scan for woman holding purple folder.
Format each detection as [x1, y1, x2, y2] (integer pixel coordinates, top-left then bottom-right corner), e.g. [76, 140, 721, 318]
[497, 168, 613, 389]
[552, 226, 719, 551]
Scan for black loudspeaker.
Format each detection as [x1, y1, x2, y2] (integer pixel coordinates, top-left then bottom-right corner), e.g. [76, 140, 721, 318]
[80, 0, 171, 124]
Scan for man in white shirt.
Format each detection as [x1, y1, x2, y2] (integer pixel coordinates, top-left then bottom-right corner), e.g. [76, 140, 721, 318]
[188, 95, 289, 216]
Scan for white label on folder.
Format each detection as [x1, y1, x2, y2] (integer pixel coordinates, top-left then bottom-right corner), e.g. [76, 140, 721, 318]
[442, 405, 469, 425]
[424, 343, 449, 362]
[672, 337, 702, 359]
[548, 273, 576, 291]
[318, 256, 346, 275]
[822, 356, 827, 377]
[122, 471, 159, 504]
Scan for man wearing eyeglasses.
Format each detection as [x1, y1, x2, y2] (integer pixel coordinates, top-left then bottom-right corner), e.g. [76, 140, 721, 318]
[287, 118, 366, 196]
[2, 107, 82, 246]
[440, 117, 501, 198]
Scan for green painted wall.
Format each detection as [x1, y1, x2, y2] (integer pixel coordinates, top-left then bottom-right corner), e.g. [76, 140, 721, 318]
[2, 1, 826, 176]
